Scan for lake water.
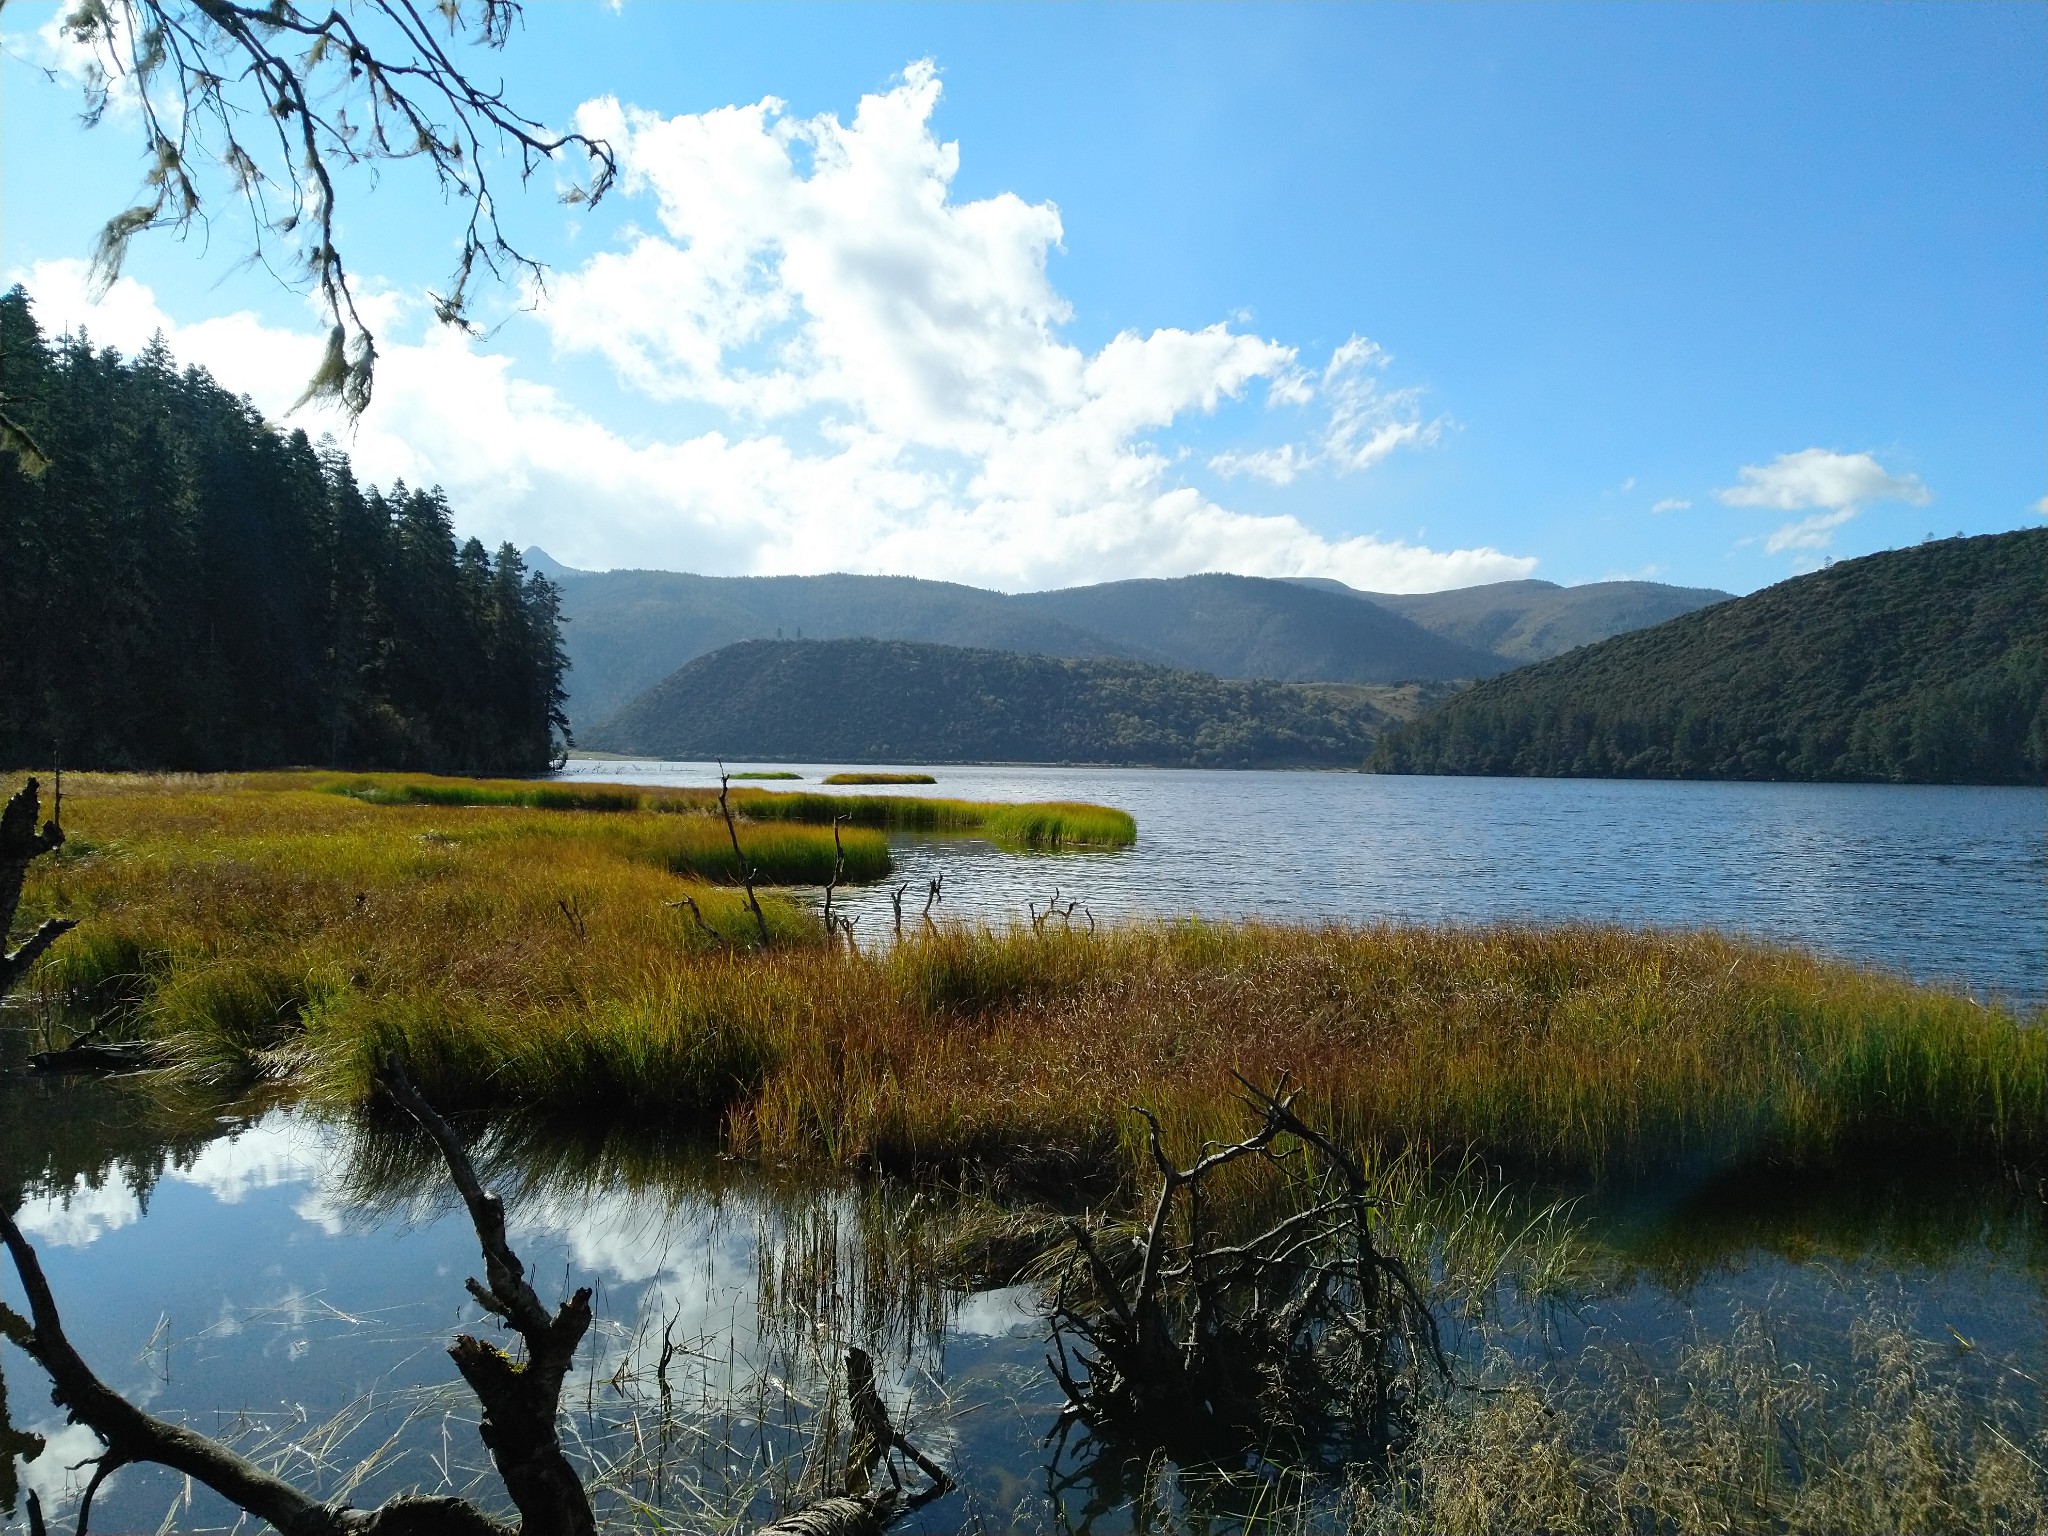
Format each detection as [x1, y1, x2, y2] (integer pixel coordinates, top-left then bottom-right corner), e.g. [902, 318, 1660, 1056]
[3, 765, 2042, 1531]
[556, 760, 2047, 1007]
[3, 1080, 2040, 1535]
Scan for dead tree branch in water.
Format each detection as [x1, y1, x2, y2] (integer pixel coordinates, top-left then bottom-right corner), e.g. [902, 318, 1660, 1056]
[1, 779, 75, 999]
[717, 765, 773, 947]
[821, 816, 848, 940]
[375, 1056, 596, 1535]
[919, 873, 943, 928]
[1029, 887, 1081, 935]
[0, 999, 598, 1534]
[752, 1347, 948, 1536]
[1041, 1073, 1447, 1463]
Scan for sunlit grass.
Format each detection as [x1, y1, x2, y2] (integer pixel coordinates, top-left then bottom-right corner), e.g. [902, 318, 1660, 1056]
[820, 772, 936, 785]
[302, 770, 1136, 851]
[18, 774, 2039, 1190]
[713, 789, 1137, 849]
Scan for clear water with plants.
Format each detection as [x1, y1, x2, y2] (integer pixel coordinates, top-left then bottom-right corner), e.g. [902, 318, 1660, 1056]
[2, 766, 2042, 1534]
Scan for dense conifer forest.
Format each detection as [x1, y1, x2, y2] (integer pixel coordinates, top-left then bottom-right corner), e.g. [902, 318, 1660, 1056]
[0, 288, 570, 773]
[1369, 529, 2046, 785]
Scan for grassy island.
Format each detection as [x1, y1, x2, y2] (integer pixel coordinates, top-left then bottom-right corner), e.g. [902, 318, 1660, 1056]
[315, 771, 1133, 850]
[821, 771, 937, 785]
[19, 773, 2039, 1193]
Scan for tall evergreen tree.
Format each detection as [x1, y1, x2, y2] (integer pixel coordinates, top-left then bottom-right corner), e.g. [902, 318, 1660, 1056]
[0, 286, 570, 774]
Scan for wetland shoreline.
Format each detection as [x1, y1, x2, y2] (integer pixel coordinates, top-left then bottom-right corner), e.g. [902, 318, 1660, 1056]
[4, 770, 2045, 1533]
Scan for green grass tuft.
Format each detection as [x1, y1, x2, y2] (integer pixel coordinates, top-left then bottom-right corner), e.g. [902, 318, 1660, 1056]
[709, 789, 1136, 849]
[821, 772, 936, 785]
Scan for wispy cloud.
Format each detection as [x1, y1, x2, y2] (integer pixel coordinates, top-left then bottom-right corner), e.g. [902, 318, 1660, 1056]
[1208, 336, 1446, 487]
[1763, 508, 1857, 554]
[1717, 448, 1931, 555]
[1650, 496, 1691, 514]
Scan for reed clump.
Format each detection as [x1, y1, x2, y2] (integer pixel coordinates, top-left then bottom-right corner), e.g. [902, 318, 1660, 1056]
[821, 772, 936, 785]
[687, 787, 1136, 849]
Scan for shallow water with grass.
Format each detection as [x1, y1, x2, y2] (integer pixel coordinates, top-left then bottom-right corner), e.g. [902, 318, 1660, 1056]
[4, 768, 2043, 1532]
[2, 1056, 2040, 1536]
[554, 760, 2046, 1007]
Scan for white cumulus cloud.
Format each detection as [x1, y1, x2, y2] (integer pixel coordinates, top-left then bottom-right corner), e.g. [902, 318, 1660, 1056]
[1717, 448, 1930, 512]
[1717, 448, 1931, 556]
[10, 61, 1532, 593]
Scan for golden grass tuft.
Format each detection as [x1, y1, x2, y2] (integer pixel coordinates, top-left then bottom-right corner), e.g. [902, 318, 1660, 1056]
[820, 772, 936, 785]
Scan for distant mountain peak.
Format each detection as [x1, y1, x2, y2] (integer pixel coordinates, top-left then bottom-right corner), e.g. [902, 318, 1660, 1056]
[521, 546, 586, 580]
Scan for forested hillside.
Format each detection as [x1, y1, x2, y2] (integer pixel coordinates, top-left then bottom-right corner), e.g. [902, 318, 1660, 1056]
[584, 638, 1398, 767]
[1369, 530, 2045, 784]
[541, 565, 1141, 726]
[0, 288, 568, 773]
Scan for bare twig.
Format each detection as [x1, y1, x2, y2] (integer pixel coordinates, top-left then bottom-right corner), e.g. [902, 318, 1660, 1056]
[53, 0, 617, 417]
[717, 764, 772, 947]
[821, 816, 847, 940]
[666, 894, 730, 951]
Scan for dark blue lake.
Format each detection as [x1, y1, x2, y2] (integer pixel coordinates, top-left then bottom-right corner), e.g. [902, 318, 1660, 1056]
[557, 762, 2047, 1007]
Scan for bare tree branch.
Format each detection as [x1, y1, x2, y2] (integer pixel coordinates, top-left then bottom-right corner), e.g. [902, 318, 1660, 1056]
[47, 0, 616, 417]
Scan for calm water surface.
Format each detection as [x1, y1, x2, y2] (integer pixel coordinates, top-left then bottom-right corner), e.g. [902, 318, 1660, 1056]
[2, 1084, 2039, 1535]
[3, 765, 2043, 1531]
[556, 760, 2046, 1005]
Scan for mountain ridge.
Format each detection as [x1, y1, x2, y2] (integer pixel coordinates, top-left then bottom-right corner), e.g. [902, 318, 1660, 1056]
[532, 553, 1727, 730]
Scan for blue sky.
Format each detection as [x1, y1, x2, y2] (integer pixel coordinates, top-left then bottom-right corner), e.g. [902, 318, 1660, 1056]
[6, 2, 2042, 593]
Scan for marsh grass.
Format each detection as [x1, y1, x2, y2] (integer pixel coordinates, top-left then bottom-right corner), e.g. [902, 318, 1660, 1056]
[19, 775, 2042, 1189]
[308, 769, 1137, 850]
[1353, 1302, 2048, 1535]
[730, 771, 803, 780]
[820, 772, 936, 785]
